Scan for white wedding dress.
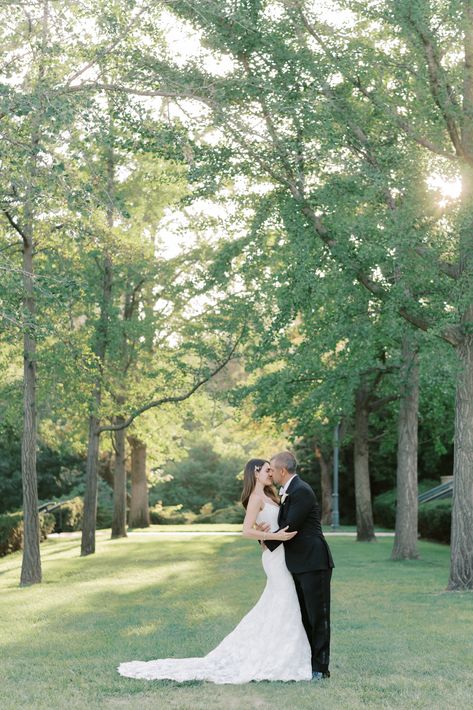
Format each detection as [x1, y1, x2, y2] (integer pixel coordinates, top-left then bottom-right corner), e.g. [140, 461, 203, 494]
[118, 502, 312, 683]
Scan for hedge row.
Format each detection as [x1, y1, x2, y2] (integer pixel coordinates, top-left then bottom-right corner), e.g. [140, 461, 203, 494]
[51, 497, 112, 531]
[0, 511, 56, 557]
[373, 481, 451, 544]
[51, 496, 84, 532]
[194, 503, 245, 524]
[148, 501, 246, 525]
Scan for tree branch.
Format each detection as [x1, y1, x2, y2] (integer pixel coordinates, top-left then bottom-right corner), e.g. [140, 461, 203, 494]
[369, 393, 399, 413]
[295, 5, 463, 163]
[406, 9, 462, 155]
[98, 330, 244, 433]
[414, 246, 461, 279]
[1, 208, 28, 246]
[62, 82, 211, 104]
[63, 5, 149, 87]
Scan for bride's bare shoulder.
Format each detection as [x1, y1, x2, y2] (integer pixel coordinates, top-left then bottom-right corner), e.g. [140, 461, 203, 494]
[248, 492, 265, 510]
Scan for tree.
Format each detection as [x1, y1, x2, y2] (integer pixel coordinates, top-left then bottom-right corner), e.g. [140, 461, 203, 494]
[155, 0, 471, 586]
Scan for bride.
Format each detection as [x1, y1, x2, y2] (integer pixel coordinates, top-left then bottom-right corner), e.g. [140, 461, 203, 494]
[117, 458, 312, 684]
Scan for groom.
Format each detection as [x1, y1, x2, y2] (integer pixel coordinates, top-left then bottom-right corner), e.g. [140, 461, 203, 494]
[261, 451, 334, 680]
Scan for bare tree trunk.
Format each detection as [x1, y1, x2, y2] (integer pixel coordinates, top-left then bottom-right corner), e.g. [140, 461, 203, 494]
[354, 388, 376, 542]
[128, 436, 150, 528]
[80, 117, 114, 556]
[18, 0, 51, 585]
[446, 1, 473, 589]
[315, 444, 332, 525]
[111, 416, 127, 538]
[81, 415, 101, 556]
[20, 230, 41, 586]
[448, 330, 473, 589]
[392, 333, 419, 560]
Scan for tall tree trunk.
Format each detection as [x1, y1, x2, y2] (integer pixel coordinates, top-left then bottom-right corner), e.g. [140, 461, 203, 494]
[448, 330, 473, 589]
[354, 387, 376, 541]
[80, 117, 114, 555]
[81, 414, 101, 556]
[18, 0, 50, 585]
[392, 333, 419, 560]
[20, 230, 41, 585]
[111, 416, 127, 538]
[80, 254, 112, 556]
[315, 444, 332, 525]
[128, 436, 150, 528]
[447, 1, 473, 589]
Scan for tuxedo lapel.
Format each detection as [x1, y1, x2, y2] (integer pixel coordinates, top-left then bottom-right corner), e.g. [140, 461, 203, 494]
[285, 475, 299, 494]
[278, 476, 299, 526]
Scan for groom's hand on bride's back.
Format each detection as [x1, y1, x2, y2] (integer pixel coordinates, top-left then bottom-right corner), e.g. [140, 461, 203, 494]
[275, 526, 298, 541]
[254, 521, 271, 545]
[254, 522, 271, 533]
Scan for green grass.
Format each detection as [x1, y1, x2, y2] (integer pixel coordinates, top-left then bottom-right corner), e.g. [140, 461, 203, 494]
[0, 531, 471, 710]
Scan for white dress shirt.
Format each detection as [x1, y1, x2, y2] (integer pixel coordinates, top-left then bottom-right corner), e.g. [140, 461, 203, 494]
[279, 474, 298, 497]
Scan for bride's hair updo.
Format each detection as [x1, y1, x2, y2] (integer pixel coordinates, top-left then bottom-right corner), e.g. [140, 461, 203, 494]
[240, 458, 279, 509]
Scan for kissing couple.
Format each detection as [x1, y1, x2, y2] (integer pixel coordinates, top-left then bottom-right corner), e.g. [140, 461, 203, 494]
[118, 451, 335, 684]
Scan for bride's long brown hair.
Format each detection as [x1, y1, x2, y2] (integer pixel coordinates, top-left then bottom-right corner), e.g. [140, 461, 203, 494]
[240, 458, 280, 509]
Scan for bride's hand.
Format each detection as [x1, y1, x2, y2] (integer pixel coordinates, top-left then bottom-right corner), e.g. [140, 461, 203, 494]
[274, 526, 297, 541]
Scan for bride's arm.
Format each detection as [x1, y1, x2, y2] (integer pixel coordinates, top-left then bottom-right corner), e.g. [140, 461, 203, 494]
[242, 496, 296, 542]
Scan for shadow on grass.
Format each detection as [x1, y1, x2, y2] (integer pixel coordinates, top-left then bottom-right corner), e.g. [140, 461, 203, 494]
[0, 535, 265, 664]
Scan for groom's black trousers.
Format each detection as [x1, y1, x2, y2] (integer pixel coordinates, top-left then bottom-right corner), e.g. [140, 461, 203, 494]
[293, 569, 332, 674]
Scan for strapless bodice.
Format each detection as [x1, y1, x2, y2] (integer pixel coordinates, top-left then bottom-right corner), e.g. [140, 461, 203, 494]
[256, 502, 280, 532]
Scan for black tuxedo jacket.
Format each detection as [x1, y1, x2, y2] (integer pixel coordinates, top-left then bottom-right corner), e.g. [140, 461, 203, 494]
[265, 476, 334, 574]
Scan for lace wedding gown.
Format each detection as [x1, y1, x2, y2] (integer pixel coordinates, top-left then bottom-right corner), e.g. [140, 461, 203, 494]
[117, 502, 312, 683]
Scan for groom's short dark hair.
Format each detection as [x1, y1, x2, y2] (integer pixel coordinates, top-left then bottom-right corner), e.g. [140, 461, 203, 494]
[271, 451, 297, 474]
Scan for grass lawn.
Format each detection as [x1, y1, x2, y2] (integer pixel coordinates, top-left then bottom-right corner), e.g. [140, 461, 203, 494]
[0, 529, 471, 710]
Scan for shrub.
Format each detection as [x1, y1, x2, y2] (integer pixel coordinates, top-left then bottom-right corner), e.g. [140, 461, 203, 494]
[194, 503, 245, 524]
[96, 504, 113, 529]
[149, 502, 192, 525]
[0, 512, 23, 556]
[418, 500, 451, 544]
[0, 511, 56, 557]
[39, 513, 56, 540]
[51, 497, 84, 532]
[149, 444, 244, 514]
[372, 489, 397, 529]
[373, 479, 440, 530]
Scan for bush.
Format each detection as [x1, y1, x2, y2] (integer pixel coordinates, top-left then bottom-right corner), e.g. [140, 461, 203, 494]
[96, 504, 113, 529]
[373, 479, 439, 530]
[40, 513, 56, 540]
[372, 489, 397, 529]
[419, 500, 451, 544]
[51, 497, 84, 532]
[149, 444, 244, 514]
[0, 512, 23, 556]
[149, 502, 193, 525]
[373, 480, 452, 543]
[0, 511, 56, 557]
[194, 503, 245, 524]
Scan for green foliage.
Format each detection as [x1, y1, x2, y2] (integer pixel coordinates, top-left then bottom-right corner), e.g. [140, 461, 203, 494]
[373, 480, 451, 543]
[0, 513, 23, 557]
[194, 503, 245, 524]
[96, 505, 114, 530]
[419, 500, 452, 545]
[150, 444, 244, 514]
[149, 502, 193, 525]
[51, 497, 84, 533]
[0, 512, 55, 557]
